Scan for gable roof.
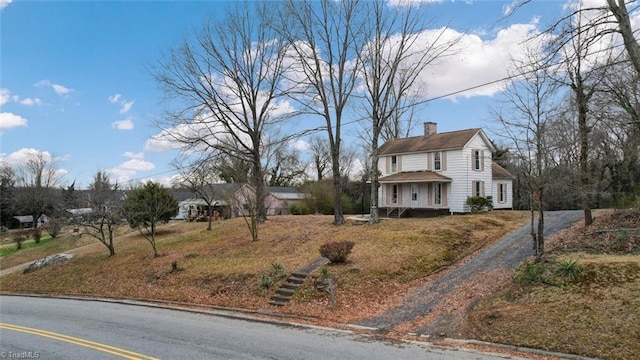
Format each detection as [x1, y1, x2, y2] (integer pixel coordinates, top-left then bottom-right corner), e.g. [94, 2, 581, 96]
[379, 128, 492, 155]
[492, 162, 516, 179]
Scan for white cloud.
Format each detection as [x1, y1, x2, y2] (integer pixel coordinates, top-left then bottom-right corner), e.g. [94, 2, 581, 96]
[0, 88, 10, 105]
[0, 112, 28, 130]
[111, 119, 134, 130]
[0, 0, 12, 11]
[108, 94, 122, 103]
[108, 157, 156, 183]
[34, 79, 73, 96]
[1, 88, 42, 107]
[292, 140, 310, 151]
[123, 151, 144, 160]
[0, 149, 70, 181]
[398, 20, 548, 101]
[18, 97, 42, 106]
[120, 100, 134, 114]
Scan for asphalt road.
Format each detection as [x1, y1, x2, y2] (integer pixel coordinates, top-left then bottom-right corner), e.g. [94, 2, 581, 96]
[0, 295, 530, 360]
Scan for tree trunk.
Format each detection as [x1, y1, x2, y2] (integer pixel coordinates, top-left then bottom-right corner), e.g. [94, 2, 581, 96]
[332, 145, 345, 225]
[607, 0, 640, 76]
[576, 80, 593, 226]
[369, 135, 380, 224]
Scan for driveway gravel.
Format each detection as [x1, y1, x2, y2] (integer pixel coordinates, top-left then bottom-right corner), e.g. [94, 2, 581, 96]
[357, 210, 584, 335]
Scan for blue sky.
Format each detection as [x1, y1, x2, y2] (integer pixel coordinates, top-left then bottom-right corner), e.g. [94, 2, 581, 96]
[0, 0, 619, 188]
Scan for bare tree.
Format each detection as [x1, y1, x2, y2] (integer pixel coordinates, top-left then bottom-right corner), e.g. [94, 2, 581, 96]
[13, 151, 64, 240]
[82, 171, 123, 256]
[173, 159, 219, 230]
[154, 1, 293, 225]
[606, 0, 640, 74]
[266, 144, 307, 187]
[357, 1, 459, 223]
[277, 0, 367, 225]
[308, 136, 331, 181]
[492, 46, 562, 256]
[554, 9, 613, 226]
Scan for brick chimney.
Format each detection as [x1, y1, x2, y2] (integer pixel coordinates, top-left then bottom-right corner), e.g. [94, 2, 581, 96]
[424, 122, 437, 138]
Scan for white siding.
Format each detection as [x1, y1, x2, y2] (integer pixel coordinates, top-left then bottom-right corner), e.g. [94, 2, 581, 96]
[492, 180, 513, 209]
[400, 153, 428, 172]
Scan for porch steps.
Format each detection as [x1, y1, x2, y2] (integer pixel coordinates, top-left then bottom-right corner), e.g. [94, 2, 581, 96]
[268, 256, 329, 306]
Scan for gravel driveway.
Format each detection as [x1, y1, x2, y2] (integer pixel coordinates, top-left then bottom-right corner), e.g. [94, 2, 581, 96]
[357, 210, 584, 335]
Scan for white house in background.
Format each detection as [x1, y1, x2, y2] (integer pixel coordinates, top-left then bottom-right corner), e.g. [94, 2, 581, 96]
[377, 122, 514, 217]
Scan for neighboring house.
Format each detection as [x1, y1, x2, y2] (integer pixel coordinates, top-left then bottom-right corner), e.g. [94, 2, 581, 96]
[173, 183, 306, 220]
[377, 122, 514, 217]
[13, 215, 34, 229]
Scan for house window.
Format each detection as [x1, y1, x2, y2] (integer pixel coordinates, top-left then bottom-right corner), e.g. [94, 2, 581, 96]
[434, 152, 441, 171]
[498, 183, 507, 203]
[434, 183, 442, 205]
[411, 184, 418, 201]
[473, 150, 482, 171]
[391, 155, 398, 172]
[392, 184, 398, 204]
[472, 181, 484, 197]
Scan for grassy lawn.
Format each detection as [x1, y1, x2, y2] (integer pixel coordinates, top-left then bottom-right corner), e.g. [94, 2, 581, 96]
[0, 211, 527, 323]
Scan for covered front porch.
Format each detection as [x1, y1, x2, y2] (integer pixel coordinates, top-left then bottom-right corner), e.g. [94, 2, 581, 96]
[378, 171, 451, 218]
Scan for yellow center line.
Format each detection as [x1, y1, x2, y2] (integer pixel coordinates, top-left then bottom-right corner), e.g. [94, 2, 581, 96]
[0, 322, 160, 360]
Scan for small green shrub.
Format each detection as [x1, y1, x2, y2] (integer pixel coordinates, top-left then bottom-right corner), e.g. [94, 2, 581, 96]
[289, 203, 311, 215]
[557, 258, 582, 281]
[319, 240, 355, 264]
[269, 262, 287, 281]
[259, 275, 273, 289]
[466, 196, 493, 213]
[185, 252, 199, 258]
[514, 260, 555, 286]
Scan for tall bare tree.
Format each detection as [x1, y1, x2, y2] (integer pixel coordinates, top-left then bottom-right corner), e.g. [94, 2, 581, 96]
[277, 0, 366, 225]
[13, 151, 64, 239]
[606, 0, 640, 75]
[154, 1, 293, 226]
[357, 1, 459, 223]
[493, 46, 562, 256]
[308, 136, 331, 181]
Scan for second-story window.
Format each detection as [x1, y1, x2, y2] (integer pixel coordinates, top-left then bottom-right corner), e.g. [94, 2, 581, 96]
[391, 155, 398, 172]
[434, 152, 441, 171]
[473, 150, 483, 171]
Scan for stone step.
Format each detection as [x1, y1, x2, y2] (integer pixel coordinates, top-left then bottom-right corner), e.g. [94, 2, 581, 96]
[280, 282, 299, 290]
[276, 287, 296, 297]
[268, 299, 288, 306]
[270, 294, 291, 303]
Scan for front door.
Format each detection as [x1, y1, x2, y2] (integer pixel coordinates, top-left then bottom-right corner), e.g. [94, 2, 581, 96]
[411, 184, 419, 207]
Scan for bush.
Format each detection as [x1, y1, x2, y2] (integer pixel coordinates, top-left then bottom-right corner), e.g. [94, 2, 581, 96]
[45, 218, 62, 238]
[467, 196, 493, 213]
[13, 232, 27, 250]
[289, 203, 311, 215]
[319, 240, 355, 264]
[557, 258, 582, 281]
[32, 227, 42, 243]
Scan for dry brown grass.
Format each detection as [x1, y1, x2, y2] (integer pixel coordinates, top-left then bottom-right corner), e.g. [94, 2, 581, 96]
[464, 209, 640, 360]
[0, 211, 527, 323]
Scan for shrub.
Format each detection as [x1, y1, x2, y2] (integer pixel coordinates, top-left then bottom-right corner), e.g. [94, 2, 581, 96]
[557, 258, 582, 281]
[32, 227, 42, 243]
[319, 240, 355, 264]
[514, 260, 555, 286]
[45, 218, 62, 238]
[259, 275, 273, 289]
[269, 262, 287, 281]
[289, 203, 311, 215]
[466, 196, 493, 213]
[13, 232, 27, 250]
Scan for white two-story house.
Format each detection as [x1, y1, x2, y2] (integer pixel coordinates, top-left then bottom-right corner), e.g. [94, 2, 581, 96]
[377, 122, 514, 216]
